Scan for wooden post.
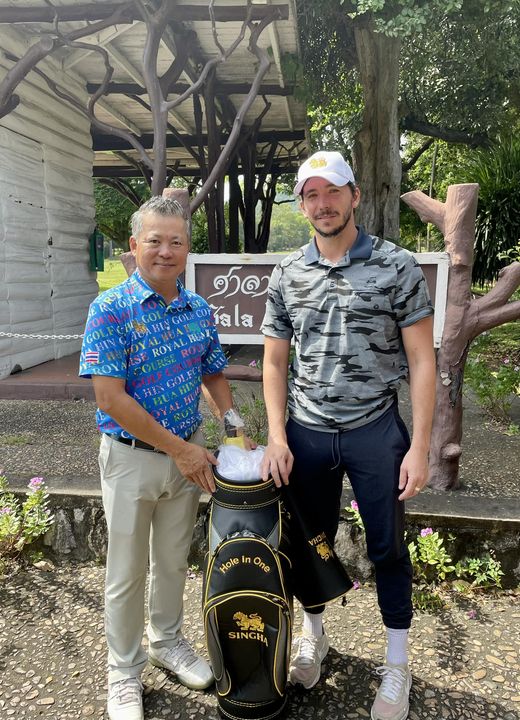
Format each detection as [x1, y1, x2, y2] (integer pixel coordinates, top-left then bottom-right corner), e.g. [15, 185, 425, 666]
[402, 184, 520, 489]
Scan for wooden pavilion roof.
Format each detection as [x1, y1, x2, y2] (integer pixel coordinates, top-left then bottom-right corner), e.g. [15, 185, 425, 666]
[0, 0, 309, 180]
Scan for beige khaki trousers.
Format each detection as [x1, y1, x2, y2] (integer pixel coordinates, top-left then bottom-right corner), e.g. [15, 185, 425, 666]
[99, 431, 203, 683]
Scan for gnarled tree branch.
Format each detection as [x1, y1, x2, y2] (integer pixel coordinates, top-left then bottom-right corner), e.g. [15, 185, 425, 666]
[402, 115, 489, 148]
[0, 3, 136, 119]
[191, 13, 275, 213]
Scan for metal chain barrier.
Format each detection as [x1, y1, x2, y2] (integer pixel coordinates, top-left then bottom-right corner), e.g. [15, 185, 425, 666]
[0, 331, 84, 340]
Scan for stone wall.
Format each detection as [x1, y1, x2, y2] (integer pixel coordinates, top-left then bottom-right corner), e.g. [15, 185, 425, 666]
[34, 491, 520, 588]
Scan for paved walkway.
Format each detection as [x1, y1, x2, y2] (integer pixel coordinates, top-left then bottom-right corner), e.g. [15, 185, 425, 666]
[1, 349, 519, 719]
[1, 564, 519, 720]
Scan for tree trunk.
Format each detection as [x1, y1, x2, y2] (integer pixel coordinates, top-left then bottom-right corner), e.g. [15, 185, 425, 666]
[402, 184, 520, 489]
[256, 172, 278, 253]
[241, 143, 256, 252]
[228, 158, 241, 252]
[353, 20, 401, 240]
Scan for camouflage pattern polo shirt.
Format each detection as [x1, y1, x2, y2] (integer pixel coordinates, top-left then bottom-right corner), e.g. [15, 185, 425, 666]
[261, 227, 434, 430]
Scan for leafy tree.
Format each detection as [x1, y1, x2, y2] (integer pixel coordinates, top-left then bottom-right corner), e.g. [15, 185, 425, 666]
[267, 201, 312, 252]
[400, 137, 473, 250]
[296, 0, 520, 238]
[94, 179, 149, 251]
[460, 137, 520, 286]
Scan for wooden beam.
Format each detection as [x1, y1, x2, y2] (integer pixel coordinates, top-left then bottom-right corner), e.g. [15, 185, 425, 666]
[87, 81, 295, 96]
[0, 4, 289, 24]
[93, 162, 299, 178]
[92, 129, 305, 151]
[62, 23, 134, 70]
[0, 3, 137, 23]
[267, 22, 294, 131]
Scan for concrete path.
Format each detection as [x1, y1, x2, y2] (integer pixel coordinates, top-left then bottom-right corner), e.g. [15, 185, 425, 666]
[1, 563, 519, 720]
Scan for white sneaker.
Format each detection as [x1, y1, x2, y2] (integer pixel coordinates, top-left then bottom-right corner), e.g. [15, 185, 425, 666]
[371, 663, 412, 720]
[289, 630, 329, 689]
[107, 677, 143, 720]
[149, 637, 214, 690]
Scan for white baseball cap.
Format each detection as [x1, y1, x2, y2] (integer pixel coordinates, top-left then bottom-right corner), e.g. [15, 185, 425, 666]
[294, 151, 355, 195]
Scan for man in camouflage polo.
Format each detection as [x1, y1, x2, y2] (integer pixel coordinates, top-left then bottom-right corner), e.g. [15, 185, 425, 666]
[260, 151, 436, 720]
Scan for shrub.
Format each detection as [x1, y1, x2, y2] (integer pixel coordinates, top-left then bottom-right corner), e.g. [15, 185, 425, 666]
[462, 136, 520, 286]
[345, 503, 504, 612]
[0, 474, 54, 574]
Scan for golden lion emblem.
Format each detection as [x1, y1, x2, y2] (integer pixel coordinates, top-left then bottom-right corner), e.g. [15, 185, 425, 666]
[132, 321, 147, 335]
[309, 157, 327, 169]
[316, 541, 332, 561]
[233, 612, 265, 632]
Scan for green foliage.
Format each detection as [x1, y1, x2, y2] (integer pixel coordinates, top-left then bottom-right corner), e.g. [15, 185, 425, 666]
[400, 2, 520, 140]
[499, 241, 520, 265]
[400, 138, 474, 249]
[297, 0, 520, 201]
[459, 137, 520, 285]
[345, 499, 365, 530]
[408, 528, 504, 605]
[344, 0, 464, 38]
[191, 208, 210, 254]
[280, 53, 307, 103]
[0, 475, 54, 573]
[346, 511, 505, 611]
[464, 325, 520, 426]
[0, 434, 31, 446]
[203, 416, 222, 451]
[94, 179, 150, 251]
[408, 529, 456, 585]
[464, 353, 520, 424]
[267, 201, 312, 252]
[203, 391, 268, 449]
[236, 393, 268, 447]
[455, 554, 504, 590]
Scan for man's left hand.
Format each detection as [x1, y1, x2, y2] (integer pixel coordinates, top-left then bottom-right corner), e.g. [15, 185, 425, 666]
[398, 446, 429, 501]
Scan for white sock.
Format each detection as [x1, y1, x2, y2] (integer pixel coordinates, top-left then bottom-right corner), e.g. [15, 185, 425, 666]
[385, 627, 409, 666]
[303, 610, 324, 637]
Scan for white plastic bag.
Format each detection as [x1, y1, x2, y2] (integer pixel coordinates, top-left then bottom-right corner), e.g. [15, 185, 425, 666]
[216, 444, 266, 481]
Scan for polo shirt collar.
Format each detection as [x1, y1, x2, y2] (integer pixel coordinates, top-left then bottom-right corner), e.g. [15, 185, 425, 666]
[304, 226, 373, 266]
[131, 270, 192, 309]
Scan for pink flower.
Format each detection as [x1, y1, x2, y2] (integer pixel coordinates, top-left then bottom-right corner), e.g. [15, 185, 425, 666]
[1, 507, 11, 515]
[420, 527, 433, 537]
[249, 360, 257, 368]
[467, 609, 477, 620]
[353, 580, 360, 590]
[351, 500, 359, 511]
[28, 477, 44, 491]
[503, 357, 510, 365]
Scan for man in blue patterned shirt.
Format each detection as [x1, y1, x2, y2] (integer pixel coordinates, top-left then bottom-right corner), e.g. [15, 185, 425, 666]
[261, 152, 436, 720]
[80, 196, 240, 720]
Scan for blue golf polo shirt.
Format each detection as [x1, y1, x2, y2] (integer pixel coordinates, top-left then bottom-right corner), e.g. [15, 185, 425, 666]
[79, 270, 227, 439]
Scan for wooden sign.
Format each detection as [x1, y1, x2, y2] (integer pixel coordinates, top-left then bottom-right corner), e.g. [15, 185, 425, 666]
[185, 252, 450, 347]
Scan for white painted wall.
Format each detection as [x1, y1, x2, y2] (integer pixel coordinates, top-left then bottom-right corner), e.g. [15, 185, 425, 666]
[0, 29, 97, 378]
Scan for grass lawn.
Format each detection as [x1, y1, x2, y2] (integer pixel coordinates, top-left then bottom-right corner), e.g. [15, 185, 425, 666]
[97, 259, 128, 294]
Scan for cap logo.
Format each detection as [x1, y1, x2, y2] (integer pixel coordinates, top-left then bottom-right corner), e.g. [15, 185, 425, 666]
[309, 157, 327, 169]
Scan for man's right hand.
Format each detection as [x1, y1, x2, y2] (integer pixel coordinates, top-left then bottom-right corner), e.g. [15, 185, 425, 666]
[173, 443, 217, 494]
[261, 442, 294, 488]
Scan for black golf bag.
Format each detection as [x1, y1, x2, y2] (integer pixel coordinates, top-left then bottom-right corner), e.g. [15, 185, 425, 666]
[203, 464, 292, 720]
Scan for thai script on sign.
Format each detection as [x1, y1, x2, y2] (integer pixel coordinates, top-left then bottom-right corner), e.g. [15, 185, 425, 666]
[207, 266, 270, 300]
